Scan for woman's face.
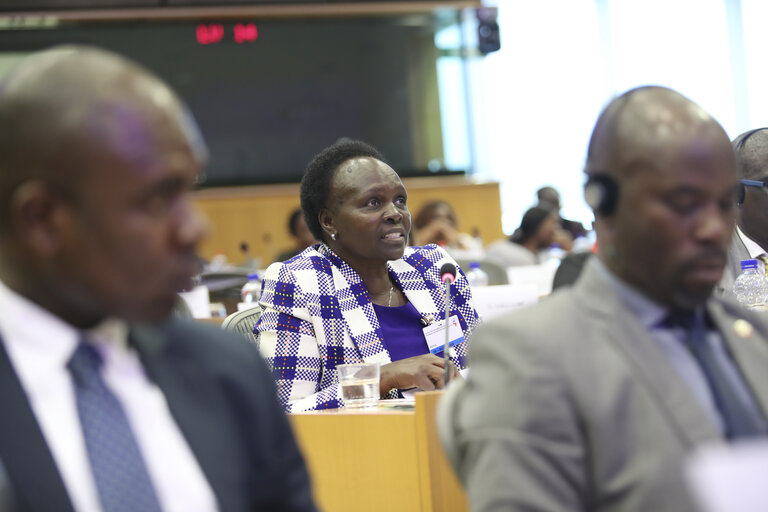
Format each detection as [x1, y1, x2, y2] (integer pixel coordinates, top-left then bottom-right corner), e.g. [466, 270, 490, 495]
[537, 213, 560, 246]
[322, 157, 411, 269]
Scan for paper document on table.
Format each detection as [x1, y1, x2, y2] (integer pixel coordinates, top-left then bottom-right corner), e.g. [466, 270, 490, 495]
[471, 284, 538, 321]
[178, 285, 211, 319]
[686, 441, 768, 512]
[505, 264, 557, 297]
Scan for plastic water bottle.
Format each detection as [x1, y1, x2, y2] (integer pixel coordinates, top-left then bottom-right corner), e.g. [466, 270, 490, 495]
[733, 259, 768, 311]
[466, 262, 489, 287]
[240, 273, 262, 304]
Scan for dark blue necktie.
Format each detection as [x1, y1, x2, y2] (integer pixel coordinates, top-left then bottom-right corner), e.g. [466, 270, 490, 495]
[665, 311, 766, 439]
[67, 342, 163, 512]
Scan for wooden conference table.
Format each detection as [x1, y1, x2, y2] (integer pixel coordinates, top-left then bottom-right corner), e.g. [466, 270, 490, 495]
[289, 391, 467, 512]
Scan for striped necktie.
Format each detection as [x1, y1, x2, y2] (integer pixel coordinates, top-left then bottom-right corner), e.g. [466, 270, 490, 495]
[67, 341, 163, 512]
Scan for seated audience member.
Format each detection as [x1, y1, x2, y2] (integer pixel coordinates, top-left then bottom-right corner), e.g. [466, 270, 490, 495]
[444, 86, 768, 511]
[719, 128, 768, 298]
[410, 200, 484, 260]
[0, 46, 315, 511]
[484, 206, 559, 267]
[537, 185, 588, 239]
[255, 139, 479, 412]
[274, 207, 318, 262]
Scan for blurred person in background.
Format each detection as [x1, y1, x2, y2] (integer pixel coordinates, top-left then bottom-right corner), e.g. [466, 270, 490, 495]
[719, 128, 768, 299]
[274, 207, 318, 263]
[256, 139, 478, 412]
[410, 200, 484, 260]
[484, 205, 560, 267]
[537, 185, 588, 240]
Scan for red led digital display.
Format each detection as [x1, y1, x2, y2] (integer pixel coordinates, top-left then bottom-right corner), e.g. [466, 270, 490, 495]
[196, 23, 258, 45]
[234, 23, 258, 44]
[196, 24, 224, 45]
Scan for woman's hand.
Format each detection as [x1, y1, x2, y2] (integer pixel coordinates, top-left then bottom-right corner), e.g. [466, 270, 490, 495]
[379, 354, 461, 396]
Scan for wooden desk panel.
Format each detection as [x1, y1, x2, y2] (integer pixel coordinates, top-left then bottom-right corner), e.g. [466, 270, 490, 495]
[193, 177, 504, 267]
[289, 392, 467, 512]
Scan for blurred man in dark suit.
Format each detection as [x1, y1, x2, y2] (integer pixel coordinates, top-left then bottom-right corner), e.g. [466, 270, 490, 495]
[536, 185, 588, 239]
[0, 46, 316, 512]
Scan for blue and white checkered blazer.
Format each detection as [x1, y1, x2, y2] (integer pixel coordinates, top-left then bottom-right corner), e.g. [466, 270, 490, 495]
[255, 243, 479, 412]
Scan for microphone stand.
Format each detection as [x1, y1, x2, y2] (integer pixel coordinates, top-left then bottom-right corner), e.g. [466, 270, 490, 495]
[443, 278, 452, 386]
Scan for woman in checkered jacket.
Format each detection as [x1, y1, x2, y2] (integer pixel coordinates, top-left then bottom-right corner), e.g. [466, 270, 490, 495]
[255, 139, 480, 412]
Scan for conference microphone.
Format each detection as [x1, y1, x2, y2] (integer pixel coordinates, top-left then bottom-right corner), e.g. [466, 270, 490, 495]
[440, 263, 457, 285]
[440, 263, 457, 386]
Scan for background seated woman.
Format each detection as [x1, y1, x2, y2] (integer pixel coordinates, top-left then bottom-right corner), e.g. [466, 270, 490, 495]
[255, 139, 479, 412]
[410, 200, 485, 261]
[485, 205, 561, 267]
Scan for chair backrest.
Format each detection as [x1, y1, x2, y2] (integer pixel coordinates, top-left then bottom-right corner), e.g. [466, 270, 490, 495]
[221, 305, 262, 345]
[455, 258, 509, 285]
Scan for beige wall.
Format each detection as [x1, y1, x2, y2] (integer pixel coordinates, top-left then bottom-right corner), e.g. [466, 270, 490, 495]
[192, 177, 504, 267]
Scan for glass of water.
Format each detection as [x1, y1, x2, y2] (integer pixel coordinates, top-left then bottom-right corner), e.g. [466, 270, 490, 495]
[337, 362, 380, 409]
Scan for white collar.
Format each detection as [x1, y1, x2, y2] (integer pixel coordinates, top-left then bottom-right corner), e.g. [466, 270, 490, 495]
[736, 226, 768, 259]
[0, 278, 129, 389]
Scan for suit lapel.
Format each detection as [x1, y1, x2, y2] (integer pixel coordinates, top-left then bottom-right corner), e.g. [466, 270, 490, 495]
[317, 247, 393, 364]
[0, 337, 74, 512]
[575, 264, 721, 447]
[129, 324, 249, 512]
[709, 303, 768, 417]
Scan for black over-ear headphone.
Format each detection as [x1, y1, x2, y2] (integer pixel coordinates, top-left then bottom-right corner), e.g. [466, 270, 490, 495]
[735, 127, 768, 205]
[584, 173, 620, 216]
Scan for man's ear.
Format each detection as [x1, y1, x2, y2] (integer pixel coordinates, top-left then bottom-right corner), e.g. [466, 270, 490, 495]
[9, 180, 69, 256]
[318, 208, 334, 239]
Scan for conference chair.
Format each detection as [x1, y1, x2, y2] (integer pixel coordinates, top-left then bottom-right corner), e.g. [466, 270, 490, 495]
[455, 258, 508, 285]
[221, 305, 262, 345]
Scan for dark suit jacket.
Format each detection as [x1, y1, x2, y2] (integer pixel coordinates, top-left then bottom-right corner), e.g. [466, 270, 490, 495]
[0, 319, 316, 512]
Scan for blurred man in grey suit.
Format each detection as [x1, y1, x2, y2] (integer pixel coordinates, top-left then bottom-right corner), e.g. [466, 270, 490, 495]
[443, 86, 768, 511]
[719, 128, 768, 298]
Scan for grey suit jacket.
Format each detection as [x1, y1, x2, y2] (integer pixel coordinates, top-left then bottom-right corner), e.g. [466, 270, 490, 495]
[718, 231, 751, 301]
[447, 259, 768, 512]
[0, 319, 317, 512]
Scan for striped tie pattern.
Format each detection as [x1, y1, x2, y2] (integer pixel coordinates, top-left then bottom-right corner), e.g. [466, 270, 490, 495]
[68, 342, 163, 512]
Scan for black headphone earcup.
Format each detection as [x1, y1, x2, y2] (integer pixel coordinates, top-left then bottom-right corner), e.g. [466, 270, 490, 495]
[584, 174, 620, 216]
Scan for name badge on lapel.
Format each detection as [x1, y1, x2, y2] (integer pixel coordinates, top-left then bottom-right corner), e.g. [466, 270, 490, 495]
[423, 315, 465, 355]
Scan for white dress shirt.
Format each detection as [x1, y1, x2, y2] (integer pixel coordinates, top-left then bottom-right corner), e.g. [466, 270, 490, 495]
[0, 279, 218, 512]
[737, 226, 767, 261]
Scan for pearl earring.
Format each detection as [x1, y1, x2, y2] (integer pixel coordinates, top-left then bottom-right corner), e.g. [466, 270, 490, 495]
[330, 233, 337, 241]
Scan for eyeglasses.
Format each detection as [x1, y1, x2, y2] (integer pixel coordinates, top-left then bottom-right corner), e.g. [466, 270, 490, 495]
[741, 179, 768, 189]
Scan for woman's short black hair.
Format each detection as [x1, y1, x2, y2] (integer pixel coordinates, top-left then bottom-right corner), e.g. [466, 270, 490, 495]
[300, 138, 385, 241]
[510, 205, 554, 244]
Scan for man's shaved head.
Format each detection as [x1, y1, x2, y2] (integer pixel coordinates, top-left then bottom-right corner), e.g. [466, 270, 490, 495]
[0, 46, 209, 326]
[585, 86, 737, 309]
[733, 128, 768, 249]
[0, 46, 205, 231]
[586, 86, 729, 182]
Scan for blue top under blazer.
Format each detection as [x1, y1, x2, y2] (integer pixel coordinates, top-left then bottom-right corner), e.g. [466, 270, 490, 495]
[255, 243, 479, 412]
